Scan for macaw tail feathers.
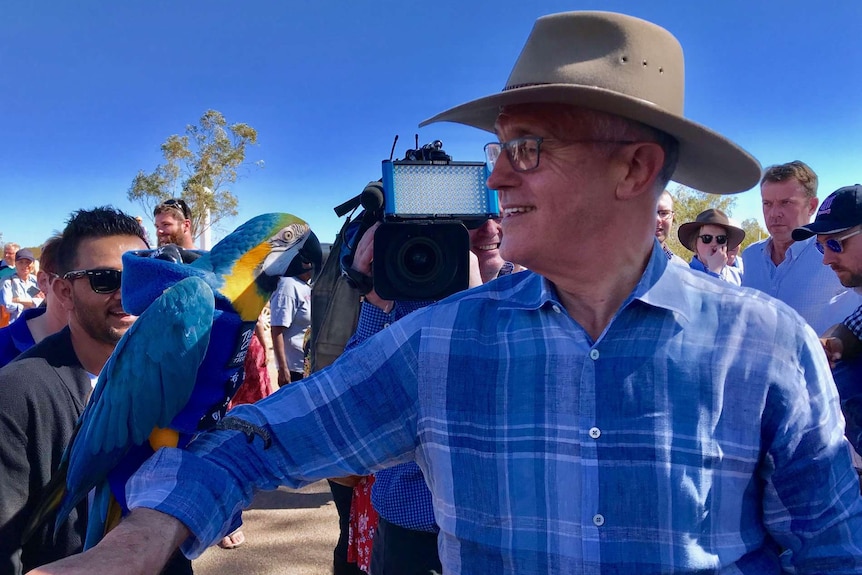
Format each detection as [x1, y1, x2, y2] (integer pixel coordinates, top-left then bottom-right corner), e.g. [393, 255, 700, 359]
[83, 483, 123, 549]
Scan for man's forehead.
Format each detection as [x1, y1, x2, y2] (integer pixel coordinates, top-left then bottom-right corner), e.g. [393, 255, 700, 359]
[74, 235, 146, 267]
[761, 179, 808, 200]
[494, 103, 578, 136]
[155, 212, 182, 224]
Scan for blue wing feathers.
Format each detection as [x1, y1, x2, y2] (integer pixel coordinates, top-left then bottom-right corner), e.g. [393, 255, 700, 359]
[58, 277, 215, 525]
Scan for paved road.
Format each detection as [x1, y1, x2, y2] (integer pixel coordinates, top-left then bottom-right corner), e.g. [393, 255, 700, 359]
[193, 481, 339, 575]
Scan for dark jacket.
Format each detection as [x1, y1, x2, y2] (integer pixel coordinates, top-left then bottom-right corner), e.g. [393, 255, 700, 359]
[0, 327, 91, 575]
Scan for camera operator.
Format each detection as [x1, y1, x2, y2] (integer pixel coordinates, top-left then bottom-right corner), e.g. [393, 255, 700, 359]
[339, 219, 519, 574]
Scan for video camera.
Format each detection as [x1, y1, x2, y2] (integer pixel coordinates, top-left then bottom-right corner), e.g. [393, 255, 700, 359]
[337, 140, 499, 301]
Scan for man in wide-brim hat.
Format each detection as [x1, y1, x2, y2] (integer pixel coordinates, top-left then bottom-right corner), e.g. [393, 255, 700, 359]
[677, 208, 745, 284]
[34, 11, 862, 575]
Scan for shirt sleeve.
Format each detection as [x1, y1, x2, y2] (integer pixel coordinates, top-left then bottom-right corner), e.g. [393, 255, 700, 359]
[345, 300, 430, 351]
[269, 280, 298, 328]
[761, 323, 862, 573]
[842, 304, 862, 342]
[126, 313, 427, 558]
[0, 279, 20, 315]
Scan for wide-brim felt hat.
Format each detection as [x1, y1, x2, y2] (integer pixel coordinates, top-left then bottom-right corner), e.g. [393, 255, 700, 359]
[677, 208, 745, 252]
[419, 11, 761, 195]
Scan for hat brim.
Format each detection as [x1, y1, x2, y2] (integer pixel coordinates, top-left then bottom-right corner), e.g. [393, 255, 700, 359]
[677, 221, 745, 252]
[420, 84, 761, 195]
[791, 221, 855, 241]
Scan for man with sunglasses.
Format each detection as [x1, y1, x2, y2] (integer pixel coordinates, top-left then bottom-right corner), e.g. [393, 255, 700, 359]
[793, 185, 862, 454]
[154, 198, 195, 249]
[33, 12, 862, 575]
[0, 207, 148, 574]
[742, 161, 862, 333]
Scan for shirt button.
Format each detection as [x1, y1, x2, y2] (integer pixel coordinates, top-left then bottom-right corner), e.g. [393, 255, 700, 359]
[383, 323, 390, 328]
[593, 514, 605, 526]
[589, 427, 601, 439]
[589, 349, 600, 360]
[552, 304, 562, 313]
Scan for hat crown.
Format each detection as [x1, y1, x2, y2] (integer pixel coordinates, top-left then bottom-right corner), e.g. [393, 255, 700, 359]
[505, 12, 685, 116]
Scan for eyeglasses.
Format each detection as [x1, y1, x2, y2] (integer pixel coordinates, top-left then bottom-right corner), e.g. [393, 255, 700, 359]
[158, 199, 191, 219]
[657, 210, 674, 221]
[484, 136, 638, 173]
[698, 234, 727, 245]
[816, 228, 862, 254]
[62, 269, 122, 294]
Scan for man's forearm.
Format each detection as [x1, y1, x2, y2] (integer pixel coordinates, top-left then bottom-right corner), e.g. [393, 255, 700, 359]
[27, 508, 188, 575]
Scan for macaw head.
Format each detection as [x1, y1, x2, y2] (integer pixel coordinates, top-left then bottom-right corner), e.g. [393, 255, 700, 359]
[204, 213, 322, 321]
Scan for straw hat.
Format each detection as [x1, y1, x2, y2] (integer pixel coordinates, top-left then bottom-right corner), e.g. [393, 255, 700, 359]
[677, 209, 745, 252]
[420, 11, 760, 195]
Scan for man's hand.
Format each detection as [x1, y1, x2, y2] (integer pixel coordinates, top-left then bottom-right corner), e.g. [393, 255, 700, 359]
[820, 323, 861, 368]
[702, 244, 728, 274]
[820, 336, 844, 369]
[26, 508, 188, 575]
[352, 222, 393, 312]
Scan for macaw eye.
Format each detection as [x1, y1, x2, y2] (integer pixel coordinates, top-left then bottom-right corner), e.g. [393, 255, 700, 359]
[276, 223, 308, 245]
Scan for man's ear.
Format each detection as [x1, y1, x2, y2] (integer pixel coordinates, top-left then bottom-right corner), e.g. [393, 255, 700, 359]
[53, 276, 75, 311]
[614, 142, 665, 201]
[808, 196, 819, 217]
[36, 270, 52, 294]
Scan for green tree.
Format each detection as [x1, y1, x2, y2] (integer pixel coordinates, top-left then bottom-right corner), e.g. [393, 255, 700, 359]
[127, 109, 262, 241]
[738, 218, 767, 252]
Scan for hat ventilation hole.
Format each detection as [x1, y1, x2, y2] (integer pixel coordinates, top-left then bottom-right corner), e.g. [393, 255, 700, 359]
[620, 55, 628, 64]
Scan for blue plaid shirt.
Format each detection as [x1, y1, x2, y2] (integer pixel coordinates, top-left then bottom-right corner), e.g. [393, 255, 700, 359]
[129, 245, 862, 573]
[345, 300, 438, 532]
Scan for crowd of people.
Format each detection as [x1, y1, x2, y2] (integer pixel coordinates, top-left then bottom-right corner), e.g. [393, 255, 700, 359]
[0, 8, 861, 575]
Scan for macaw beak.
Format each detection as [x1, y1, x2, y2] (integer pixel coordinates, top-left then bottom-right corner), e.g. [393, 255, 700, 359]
[261, 229, 322, 279]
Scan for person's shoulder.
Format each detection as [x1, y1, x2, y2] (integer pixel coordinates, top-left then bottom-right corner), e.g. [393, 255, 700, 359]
[741, 237, 768, 255]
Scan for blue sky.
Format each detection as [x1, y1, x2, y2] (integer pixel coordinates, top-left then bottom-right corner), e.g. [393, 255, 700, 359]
[2, 1, 861, 249]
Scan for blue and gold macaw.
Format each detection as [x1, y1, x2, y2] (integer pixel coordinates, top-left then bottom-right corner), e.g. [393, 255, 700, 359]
[27, 213, 321, 549]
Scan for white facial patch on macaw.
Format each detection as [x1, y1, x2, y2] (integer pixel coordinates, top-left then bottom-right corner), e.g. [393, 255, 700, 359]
[261, 222, 310, 277]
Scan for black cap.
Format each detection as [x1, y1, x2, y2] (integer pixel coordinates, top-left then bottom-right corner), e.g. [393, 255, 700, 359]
[792, 184, 862, 241]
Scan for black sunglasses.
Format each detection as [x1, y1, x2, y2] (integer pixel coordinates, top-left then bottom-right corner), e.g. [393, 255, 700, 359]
[62, 268, 122, 294]
[698, 234, 727, 245]
[159, 198, 191, 219]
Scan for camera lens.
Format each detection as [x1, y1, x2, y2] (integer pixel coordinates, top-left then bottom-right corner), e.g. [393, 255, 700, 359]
[400, 238, 440, 281]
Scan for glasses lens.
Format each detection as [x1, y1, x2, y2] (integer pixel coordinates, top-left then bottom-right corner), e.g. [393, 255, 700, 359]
[89, 270, 122, 293]
[657, 210, 673, 220]
[715, 235, 728, 245]
[509, 138, 540, 171]
[826, 239, 843, 254]
[484, 143, 501, 171]
[699, 235, 713, 244]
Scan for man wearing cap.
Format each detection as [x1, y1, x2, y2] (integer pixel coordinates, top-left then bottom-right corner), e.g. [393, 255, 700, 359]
[742, 161, 861, 333]
[0, 248, 43, 324]
[34, 12, 862, 575]
[792, 185, 862, 454]
[153, 198, 196, 249]
[0, 235, 68, 367]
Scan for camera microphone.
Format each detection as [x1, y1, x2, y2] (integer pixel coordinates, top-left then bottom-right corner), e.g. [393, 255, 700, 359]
[360, 182, 384, 213]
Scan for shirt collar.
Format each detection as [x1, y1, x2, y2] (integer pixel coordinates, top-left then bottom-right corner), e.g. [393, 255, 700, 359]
[496, 243, 690, 321]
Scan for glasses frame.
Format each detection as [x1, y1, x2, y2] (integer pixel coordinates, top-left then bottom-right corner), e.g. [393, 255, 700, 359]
[816, 228, 862, 254]
[484, 136, 639, 173]
[657, 210, 675, 221]
[698, 234, 728, 245]
[159, 199, 191, 220]
[62, 268, 123, 294]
